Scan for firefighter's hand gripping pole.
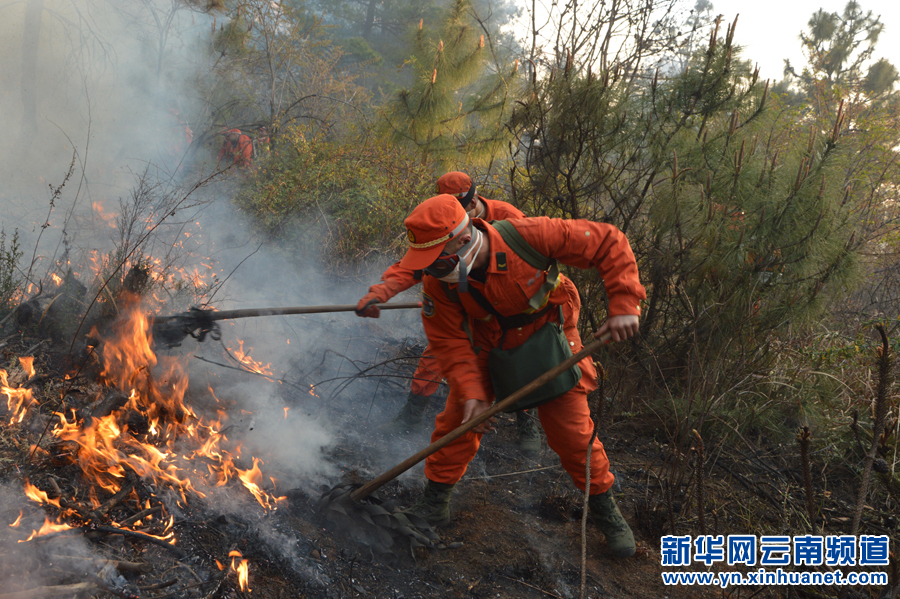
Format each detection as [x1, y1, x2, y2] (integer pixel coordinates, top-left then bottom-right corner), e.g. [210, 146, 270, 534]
[152, 302, 422, 347]
[347, 332, 612, 503]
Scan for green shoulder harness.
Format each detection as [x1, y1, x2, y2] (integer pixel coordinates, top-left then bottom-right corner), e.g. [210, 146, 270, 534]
[474, 221, 582, 412]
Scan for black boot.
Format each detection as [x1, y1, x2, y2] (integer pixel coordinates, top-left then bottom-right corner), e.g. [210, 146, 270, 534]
[589, 490, 636, 558]
[386, 392, 431, 433]
[405, 480, 455, 527]
[516, 411, 542, 454]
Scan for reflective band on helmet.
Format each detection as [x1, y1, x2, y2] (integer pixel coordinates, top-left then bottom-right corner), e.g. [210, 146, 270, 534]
[450, 213, 470, 238]
[458, 182, 477, 209]
[407, 213, 470, 249]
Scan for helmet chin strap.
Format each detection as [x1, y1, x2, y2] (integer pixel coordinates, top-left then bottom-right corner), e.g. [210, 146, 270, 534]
[436, 226, 484, 292]
[455, 226, 484, 292]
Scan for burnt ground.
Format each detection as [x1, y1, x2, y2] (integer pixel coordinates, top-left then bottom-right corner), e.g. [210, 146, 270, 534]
[0, 318, 896, 599]
[287, 412, 719, 599]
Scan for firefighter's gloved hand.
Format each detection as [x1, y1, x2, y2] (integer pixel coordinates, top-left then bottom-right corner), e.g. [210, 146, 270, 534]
[355, 294, 381, 318]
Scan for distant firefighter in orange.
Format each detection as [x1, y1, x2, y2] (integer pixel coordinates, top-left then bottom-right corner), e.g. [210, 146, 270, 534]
[218, 129, 253, 167]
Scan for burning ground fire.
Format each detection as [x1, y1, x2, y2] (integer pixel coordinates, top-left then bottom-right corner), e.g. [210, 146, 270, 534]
[2, 299, 289, 593]
[1, 362, 37, 425]
[217, 550, 251, 592]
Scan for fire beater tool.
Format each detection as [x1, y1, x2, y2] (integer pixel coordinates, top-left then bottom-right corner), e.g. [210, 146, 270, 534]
[151, 302, 422, 347]
[317, 332, 613, 557]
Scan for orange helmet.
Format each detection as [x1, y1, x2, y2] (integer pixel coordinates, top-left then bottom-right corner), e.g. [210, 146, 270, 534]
[436, 172, 477, 208]
[399, 195, 470, 270]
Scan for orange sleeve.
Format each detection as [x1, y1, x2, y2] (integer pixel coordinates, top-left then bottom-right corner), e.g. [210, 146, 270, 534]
[510, 217, 646, 316]
[420, 277, 491, 403]
[218, 142, 227, 161]
[482, 198, 525, 220]
[366, 262, 420, 302]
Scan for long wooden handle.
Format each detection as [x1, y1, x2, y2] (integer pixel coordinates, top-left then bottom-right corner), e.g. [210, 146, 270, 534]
[350, 333, 610, 502]
[203, 302, 422, 321]
[155, 302, 422, 323]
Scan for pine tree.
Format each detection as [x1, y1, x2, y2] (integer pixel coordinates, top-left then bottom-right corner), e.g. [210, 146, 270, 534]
[508, 16, 880, 392]
[380, 0, 518, 166]
[784, 1, 898, 97]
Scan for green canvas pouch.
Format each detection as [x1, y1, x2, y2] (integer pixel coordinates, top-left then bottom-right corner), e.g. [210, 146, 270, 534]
[488, 309, 581, 413]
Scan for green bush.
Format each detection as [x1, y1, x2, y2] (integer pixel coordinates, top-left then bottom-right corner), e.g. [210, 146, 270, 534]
[0, 228, 22, 317]
[235, 124, 436, 270]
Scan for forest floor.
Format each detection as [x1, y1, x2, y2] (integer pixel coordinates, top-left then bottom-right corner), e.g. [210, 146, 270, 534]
[0, 311, 894, 599]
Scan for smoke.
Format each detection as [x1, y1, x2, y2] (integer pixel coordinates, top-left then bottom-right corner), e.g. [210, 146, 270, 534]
[2, 0, 434, 586]
[0, 0, 214, 262]
[0, 482, 126, 592]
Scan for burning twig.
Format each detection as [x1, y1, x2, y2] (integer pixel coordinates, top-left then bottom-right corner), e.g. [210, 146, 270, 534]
[90, 479, 136, 521]
[88, 525, 186, 557]
[25, 524, 186, 558]
[120, 504, 164, 527]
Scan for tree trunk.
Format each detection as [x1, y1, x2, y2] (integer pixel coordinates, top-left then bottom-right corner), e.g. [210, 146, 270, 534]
[362, 0, 377, 40]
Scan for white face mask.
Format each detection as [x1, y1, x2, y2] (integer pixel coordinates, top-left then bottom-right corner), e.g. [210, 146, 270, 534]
[437, 226, 484, 290]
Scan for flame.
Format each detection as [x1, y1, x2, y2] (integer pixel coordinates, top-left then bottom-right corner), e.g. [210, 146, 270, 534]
[12, 296, 284, 550]
[19, 357, 35, 379]
[236, 458, 279, 509]
[92, 201, 117, 228]
[20, 517, 74, 541]
[50, 273, 64, 287]
[229, 550, 251, 592]
[23, 480, 62, 508]
[1, 369, 37, 424]
[9, 511, 23, 528]
[229, 341, 273, 377]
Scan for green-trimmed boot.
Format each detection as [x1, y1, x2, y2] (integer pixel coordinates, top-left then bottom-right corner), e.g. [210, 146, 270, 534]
[386, 392, 431, 433]
[516, 411, 542, 454]
[405, 480, 455, 528]
[588, 490, 636, 558]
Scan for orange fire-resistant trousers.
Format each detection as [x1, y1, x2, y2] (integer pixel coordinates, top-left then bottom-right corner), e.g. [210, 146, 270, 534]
[410, 348, 443, 398]
[423, 379, 615, 495]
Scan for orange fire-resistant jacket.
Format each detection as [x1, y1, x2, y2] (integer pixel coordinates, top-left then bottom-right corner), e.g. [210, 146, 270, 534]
[218, 134, 253, 167]
[364, 198, 526, 303]
[420, 217, 645, 405]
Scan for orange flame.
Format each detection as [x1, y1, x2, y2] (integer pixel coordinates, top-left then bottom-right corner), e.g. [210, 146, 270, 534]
[18, 357, 35, 379]
[229, 341, 273, 377]
[92, 201, 117, 228]
[13, 297, 284, 547]
[23, 480, 61, 508]
[9, 510, 23, 528]
[20, 517, 74, 542]
[229, 550, 251, 592]
[236, 458, 282, 510]
[1, 369, 36, 424]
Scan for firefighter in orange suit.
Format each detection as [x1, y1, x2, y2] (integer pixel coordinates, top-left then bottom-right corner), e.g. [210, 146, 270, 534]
[399, 194, 645, 558]
[355, 173, 543, 453]
[218, 129, 253, 167]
